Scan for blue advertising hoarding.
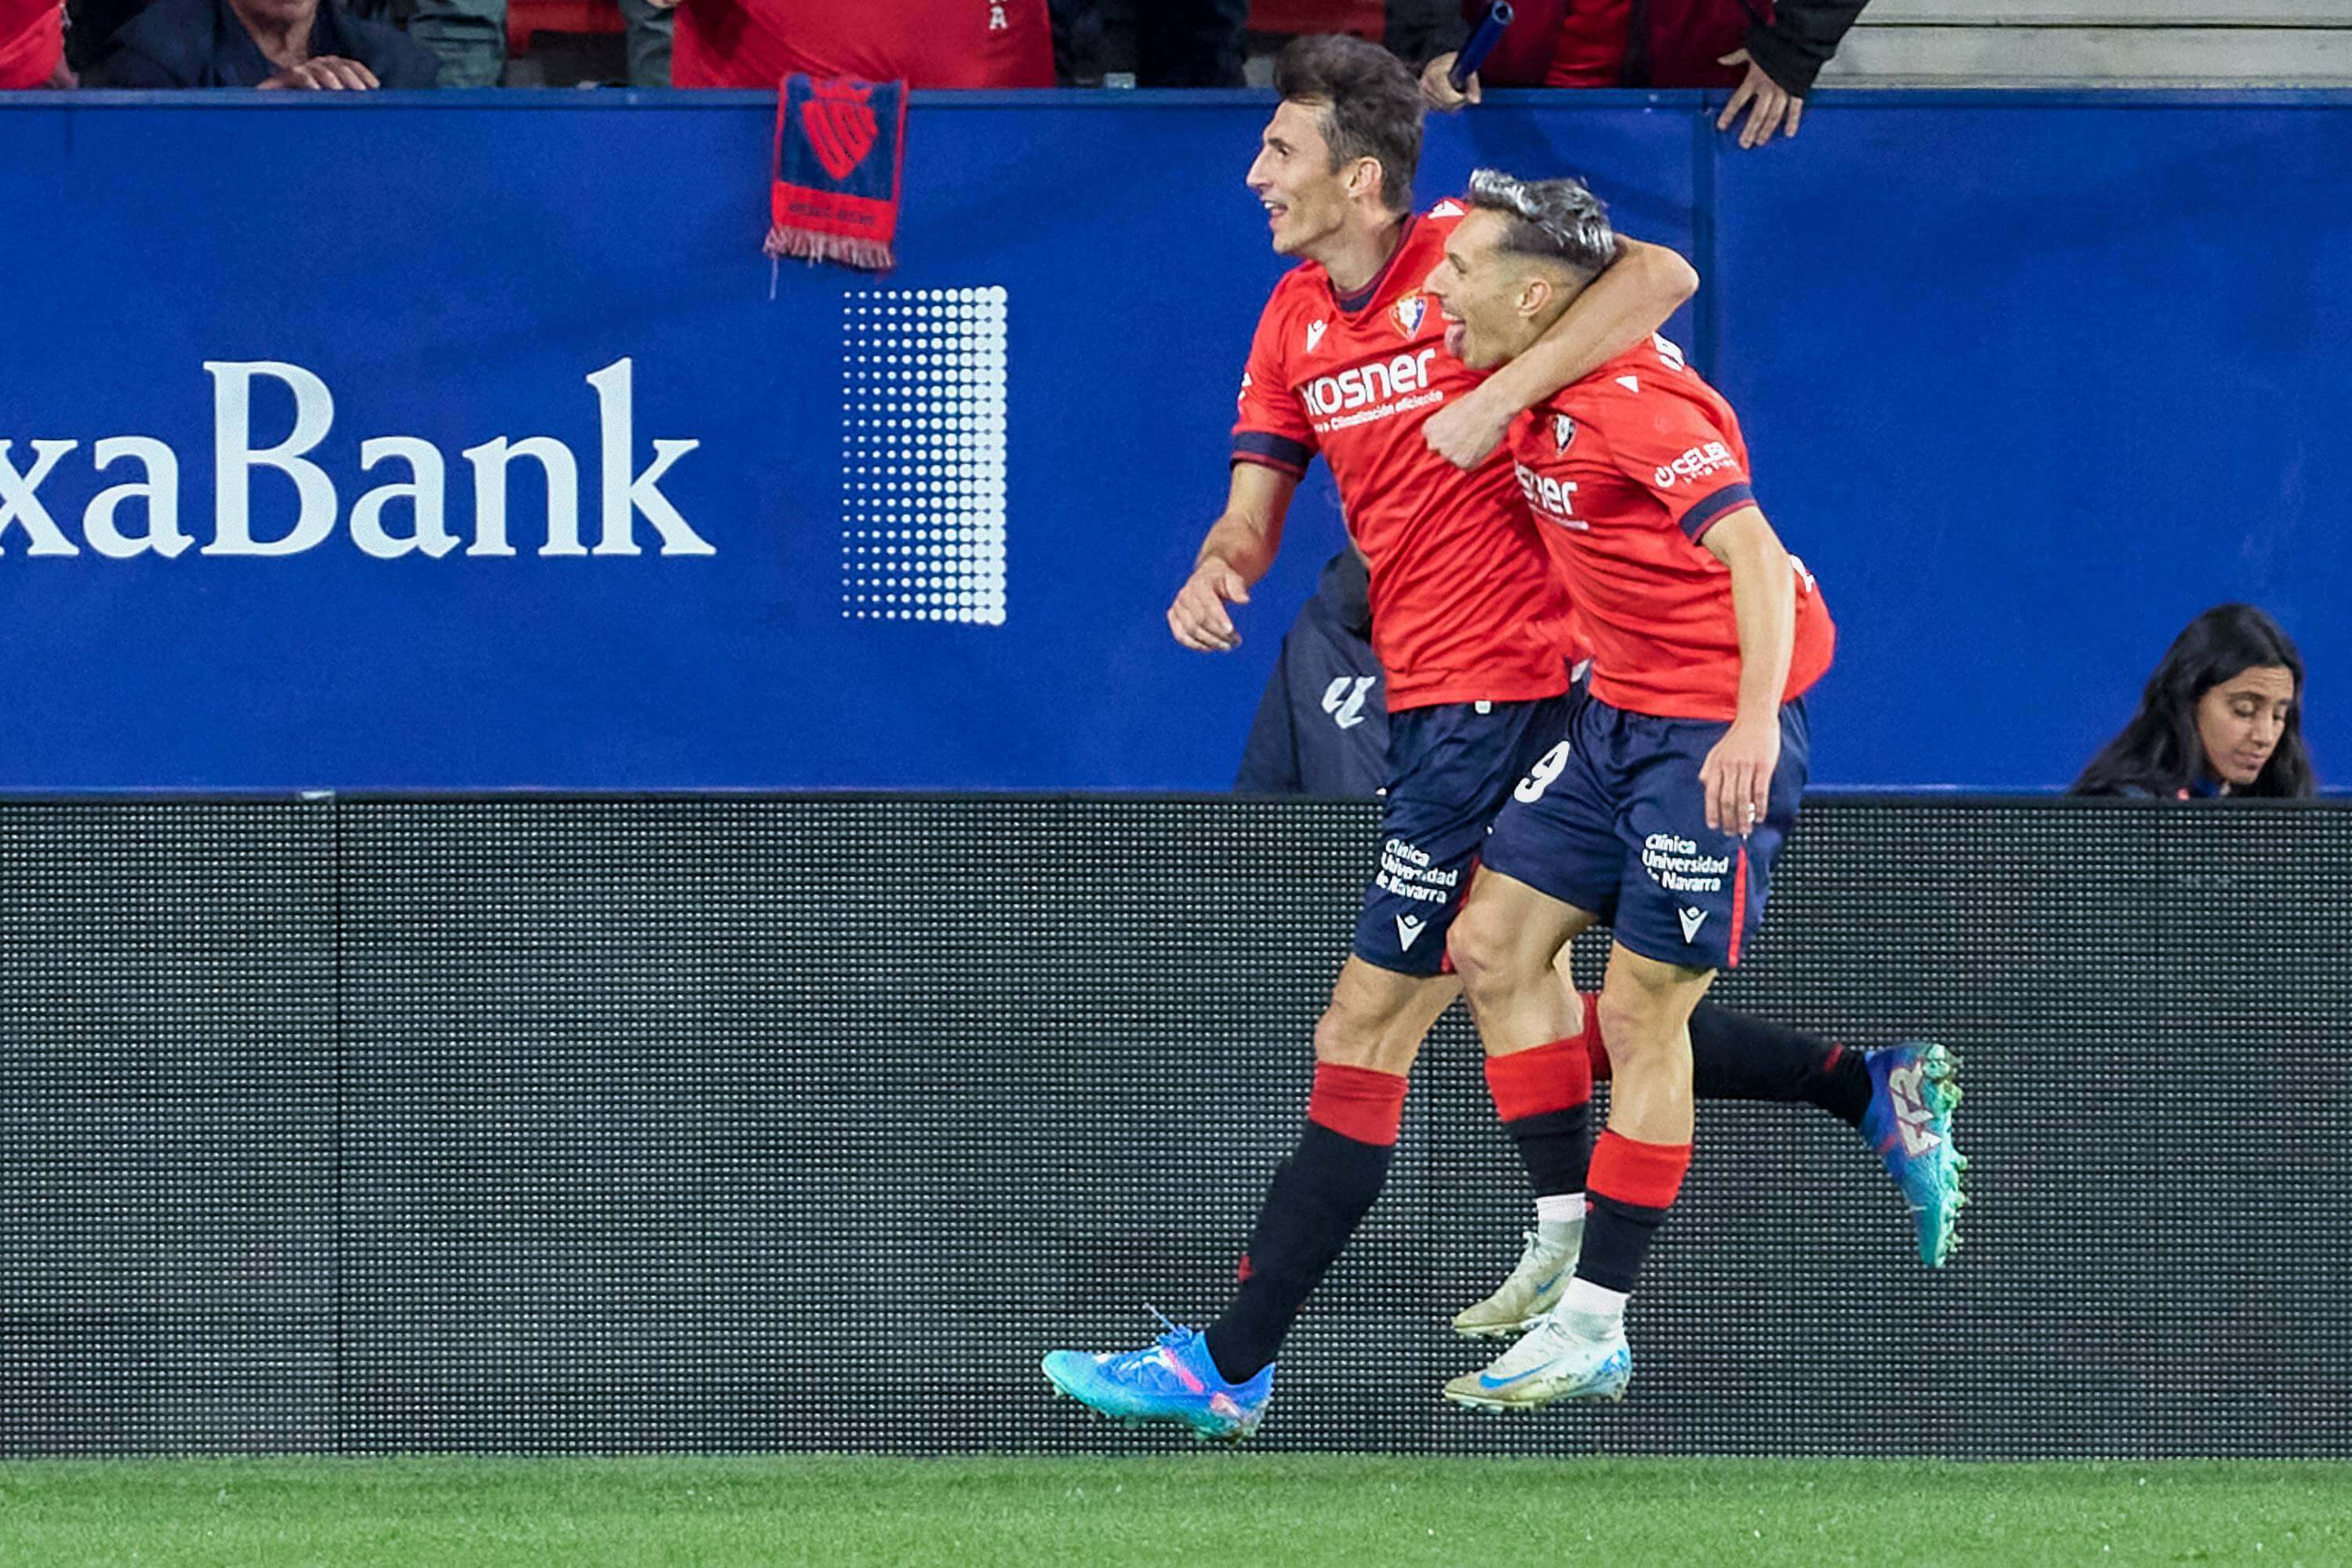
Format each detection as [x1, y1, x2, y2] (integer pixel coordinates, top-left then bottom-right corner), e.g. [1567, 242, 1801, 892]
[0, 90, 2343, 789]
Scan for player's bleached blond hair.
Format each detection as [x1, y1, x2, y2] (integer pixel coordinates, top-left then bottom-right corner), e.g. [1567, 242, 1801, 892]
[1466, 169, 1620, 278]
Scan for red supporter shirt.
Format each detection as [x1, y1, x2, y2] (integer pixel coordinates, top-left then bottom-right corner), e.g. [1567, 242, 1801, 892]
[1508, 334, 1833, 721]
[1232, 205, 1574, 712]
[673, 0, 1052, 90]
[0, 0, 61, 88]
[1465, 0, 1759, 89]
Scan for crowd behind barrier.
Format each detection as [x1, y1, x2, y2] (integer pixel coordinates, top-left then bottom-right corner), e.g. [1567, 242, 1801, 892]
[9, 0, 1863, 129]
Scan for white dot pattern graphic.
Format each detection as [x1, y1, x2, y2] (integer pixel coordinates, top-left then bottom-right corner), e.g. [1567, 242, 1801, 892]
[840, 286, 1009, 626]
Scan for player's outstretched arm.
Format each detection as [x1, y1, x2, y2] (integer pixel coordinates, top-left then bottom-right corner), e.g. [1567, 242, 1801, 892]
[1694, 506, 1796, 835]
[1423, 237, 1700, 470]
[1168, 463, 1299, 653]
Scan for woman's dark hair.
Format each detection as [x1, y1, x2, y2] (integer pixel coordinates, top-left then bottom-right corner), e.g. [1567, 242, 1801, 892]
[1272, 34, 1424, 216]
[2073, 603, 2315, 798]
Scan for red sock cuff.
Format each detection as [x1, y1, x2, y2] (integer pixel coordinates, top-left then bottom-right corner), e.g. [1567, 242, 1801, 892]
[1306, 1062, 1409, 1146]
[1482, 1036, 1594, 1121]
[1578, 993, 1612, 1083]
[1588, 1129, 1692, 1210]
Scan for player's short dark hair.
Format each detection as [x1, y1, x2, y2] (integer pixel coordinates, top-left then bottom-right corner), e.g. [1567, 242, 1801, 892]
[1465, 169, 1621, 279]
[1273, 34, 1423, 216]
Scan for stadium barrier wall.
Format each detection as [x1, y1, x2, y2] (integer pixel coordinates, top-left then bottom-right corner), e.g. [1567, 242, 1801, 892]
[2, 793, 2346, 1458]
[0, 91, 2347, 793]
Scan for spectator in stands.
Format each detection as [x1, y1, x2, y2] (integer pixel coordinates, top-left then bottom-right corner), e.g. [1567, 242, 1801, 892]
[410, 0, 497, 86]
[2074, 604, 2315, 800]
[1053, 0, 1248, 86]
[403, 0, 668, 89]
[660, 0, 1051, 90]
[1, 0, 68, 83]
[96, 0, 437, 83]
[1235, 549, 1389, 797]
[1407, 0, 1869, 148]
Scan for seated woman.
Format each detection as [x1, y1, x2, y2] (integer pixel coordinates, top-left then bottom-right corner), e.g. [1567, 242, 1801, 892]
[2074, 603, 2315, 799]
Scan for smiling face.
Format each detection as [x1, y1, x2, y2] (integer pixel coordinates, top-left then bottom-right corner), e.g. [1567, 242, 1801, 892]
[2195, 665, 2296, 788]
[1423, 207, 1545, 370]
[1246, 100, 1362, 259]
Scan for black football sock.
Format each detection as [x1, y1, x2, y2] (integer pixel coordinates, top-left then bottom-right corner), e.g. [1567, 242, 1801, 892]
[1576, 1129, 1693, 1299]
[1484, 1033, 1595, 1200]
[1687, 1001, 1871, 1128]
[1206, 1115, 1395, 1385]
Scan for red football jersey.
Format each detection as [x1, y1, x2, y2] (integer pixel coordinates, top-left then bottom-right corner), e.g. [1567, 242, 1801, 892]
[673, 0, 1052, 91]
[1232, 206, 1573, 712]
[1508, 334, 1833, 721]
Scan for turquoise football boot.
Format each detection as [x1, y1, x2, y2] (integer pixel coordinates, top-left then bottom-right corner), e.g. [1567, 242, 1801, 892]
[1861, 1040, 1969, 1266]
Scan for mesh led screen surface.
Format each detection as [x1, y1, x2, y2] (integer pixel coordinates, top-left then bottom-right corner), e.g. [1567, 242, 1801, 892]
[3, 797, 2347, 1457]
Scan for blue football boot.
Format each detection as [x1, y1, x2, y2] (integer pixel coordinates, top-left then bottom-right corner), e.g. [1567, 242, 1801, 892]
[1041, 1312, 1273, 1443]
[1861, 1040, 1969, 1266]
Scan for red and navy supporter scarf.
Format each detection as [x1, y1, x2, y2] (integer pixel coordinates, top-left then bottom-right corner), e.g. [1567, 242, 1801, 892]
[768, 74, 908, 273]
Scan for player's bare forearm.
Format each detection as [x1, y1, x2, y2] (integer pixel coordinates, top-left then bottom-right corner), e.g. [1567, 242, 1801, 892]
[1196, 512, 1281, 583]
[1709, 508, 1797, 728]
[1170, 463, 1298, 652]
[1696, 506, 1793, 832]
[1471, 238, 1699, 419]
[1195, 463, 1297, 583]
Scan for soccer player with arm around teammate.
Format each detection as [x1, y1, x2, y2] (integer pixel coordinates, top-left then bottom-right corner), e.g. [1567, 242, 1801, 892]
[1177, 100, 1963, 1339]
[1424, 169, 1962, 1411]
[1046, 34, 1700, 1443]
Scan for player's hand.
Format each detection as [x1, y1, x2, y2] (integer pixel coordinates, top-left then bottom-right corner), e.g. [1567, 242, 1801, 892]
[1716, 51, 1802, 148]
[258, 56, 382, 89]
[1422, 384, 1512, 470]
[1167, 557, 1252, 652]
[1699, 717, 1780, 837]
[1419, 53, 1481, 112]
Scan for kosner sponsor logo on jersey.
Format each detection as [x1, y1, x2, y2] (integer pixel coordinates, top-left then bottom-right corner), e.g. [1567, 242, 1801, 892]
[0, 358, 713, 560]
[1300, 349, 1440, 418]
[1515, 464, 1584, 528]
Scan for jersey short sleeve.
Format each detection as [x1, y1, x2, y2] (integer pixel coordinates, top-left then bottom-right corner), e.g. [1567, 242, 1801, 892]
[1588, 375, 1757, 543]
[1232, 293, 1316, 477]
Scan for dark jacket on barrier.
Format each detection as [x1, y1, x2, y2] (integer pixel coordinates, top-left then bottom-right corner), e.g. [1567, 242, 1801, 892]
[1235, 550, 1390, 799]
[96, 0, 438, 85]
[1396, 0, 1867, 96]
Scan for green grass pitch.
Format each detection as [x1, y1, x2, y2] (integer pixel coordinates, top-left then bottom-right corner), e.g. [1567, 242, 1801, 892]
[0, 1456, 2344, 1567]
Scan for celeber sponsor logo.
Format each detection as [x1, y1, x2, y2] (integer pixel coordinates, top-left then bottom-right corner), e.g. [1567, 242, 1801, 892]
[0, 358, 713, 560]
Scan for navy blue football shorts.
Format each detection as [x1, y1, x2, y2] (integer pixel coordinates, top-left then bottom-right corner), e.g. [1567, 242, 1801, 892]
[1480, 694, 1811, 971]
[1351, 691, 1577, 977]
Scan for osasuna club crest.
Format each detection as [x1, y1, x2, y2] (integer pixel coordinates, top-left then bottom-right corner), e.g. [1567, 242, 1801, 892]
[1552, 413, 1577, 452]
[1391, 293, 1427, 337]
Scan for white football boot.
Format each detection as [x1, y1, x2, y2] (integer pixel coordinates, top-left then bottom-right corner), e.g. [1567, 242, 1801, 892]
[1443, 1304, 1632, 1412]
[1450, 1223, 1581, 1340]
